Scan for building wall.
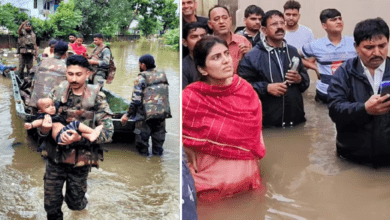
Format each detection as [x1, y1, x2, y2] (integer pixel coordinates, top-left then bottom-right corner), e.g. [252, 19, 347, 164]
[197, 0, 390, 39]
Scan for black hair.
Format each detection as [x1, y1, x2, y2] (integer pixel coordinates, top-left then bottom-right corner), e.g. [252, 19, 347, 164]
[193, 36, 228, 81]
[54, 40, 68, 56]
[354, 17, 389, 46]
[244, 5, 264, 18]
[262, 10, 284, 27]
[76, 34, 84, 39]
[208, 5, 230, 19]
[183, 22, 208, 39]
[66, 55, 91, 69]
[283, 0, 301, 11]
[69, 33, 76, 37]
[93, 33, 104, 39]
[319, 8, 341, 23]
[49, 39, 57, 46]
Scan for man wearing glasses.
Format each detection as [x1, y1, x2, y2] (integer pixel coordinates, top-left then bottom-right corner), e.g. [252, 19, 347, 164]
[239, 10, 310, 127]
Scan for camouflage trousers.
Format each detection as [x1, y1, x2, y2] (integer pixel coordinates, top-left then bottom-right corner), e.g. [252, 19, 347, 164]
[44, 159, 89, 220]
[135, 118, 166, 156]
[18, 53, 33, 78]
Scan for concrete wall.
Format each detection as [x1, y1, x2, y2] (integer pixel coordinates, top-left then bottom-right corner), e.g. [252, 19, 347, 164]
[236, 0, 390, 39]
[197, 0, 390, 39]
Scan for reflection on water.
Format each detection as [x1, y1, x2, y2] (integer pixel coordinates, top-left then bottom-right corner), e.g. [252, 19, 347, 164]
[0, 41, 179, 219]
[197, 71, 390, 220]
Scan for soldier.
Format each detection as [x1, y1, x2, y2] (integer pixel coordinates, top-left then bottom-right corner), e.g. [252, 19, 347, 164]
[17, 20, 38, 79]
[38, 55, 114, 220]
[121, 54, 172, 156]
[28, 40, 68, 109]
[87, 33, 112, 85]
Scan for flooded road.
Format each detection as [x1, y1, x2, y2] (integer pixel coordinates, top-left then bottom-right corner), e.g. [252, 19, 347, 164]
[0, 41, 180, 219]
[197, 71, 390, 220]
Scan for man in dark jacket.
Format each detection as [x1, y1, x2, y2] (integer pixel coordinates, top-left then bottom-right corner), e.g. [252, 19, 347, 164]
[238, 10, 310, 127]
[328, 18, 390, 166]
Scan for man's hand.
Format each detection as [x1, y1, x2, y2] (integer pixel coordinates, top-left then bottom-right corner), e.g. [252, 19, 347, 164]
[185, 147, 198, 173]
[365, 94, 390, 115]
[267, 82, 288, 97]
[41, 114, 52, 134]
[58, 130, 82, 145]
[121, 114, 129, 126]
[285, 70, 302, 84]
[239, 43, 251, 56]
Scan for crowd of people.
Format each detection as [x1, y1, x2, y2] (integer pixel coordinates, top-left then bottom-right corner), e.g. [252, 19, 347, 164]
[181, 0, 390, 218]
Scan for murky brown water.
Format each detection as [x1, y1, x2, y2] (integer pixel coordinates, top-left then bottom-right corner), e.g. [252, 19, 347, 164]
[196, 71, 390, 220]
[0, 41, 180, 219]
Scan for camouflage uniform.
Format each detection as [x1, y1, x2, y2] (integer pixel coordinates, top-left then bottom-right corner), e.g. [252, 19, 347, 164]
[18, 28, 37, 78]
[28, 55, 67, 108]
[89, 44, 111, 85]
[127, 69, 172, 155]
[39, 81, 114, 220]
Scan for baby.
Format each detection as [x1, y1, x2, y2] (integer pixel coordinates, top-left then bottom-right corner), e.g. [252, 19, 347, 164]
[24, 97, 103, 144]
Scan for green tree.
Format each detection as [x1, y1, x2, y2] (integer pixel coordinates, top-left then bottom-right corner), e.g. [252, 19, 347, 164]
[49, 0, 82, 38]
[132, 0, 178, 37]
[29, 17, 57, 40]
[154, 0, 179, 30]
[0, 3, 28, 36]
[162, 27, 179, 50]
[75, 0, 135, 38]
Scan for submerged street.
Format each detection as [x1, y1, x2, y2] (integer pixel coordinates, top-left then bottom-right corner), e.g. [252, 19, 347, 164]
[0, 41, 180, 219]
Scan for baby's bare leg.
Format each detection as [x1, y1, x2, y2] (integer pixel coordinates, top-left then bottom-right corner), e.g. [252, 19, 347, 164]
[80, 124, 103, 142]
[51, 122, 65, 140]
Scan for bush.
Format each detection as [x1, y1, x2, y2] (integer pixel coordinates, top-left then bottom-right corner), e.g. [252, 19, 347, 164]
[162, 27, 179, 51]
[49, 0, 82, 38]
[29, 17, 57, 40]
[0, 3, 28, 36]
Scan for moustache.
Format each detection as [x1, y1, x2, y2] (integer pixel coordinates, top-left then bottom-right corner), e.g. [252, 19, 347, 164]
[370, 56, 384, 61]
[276, 29, 284, 34]
[70, 82, 79, 85]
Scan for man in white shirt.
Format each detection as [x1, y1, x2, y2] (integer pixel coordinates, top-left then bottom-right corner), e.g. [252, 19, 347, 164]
[327, 18, 390, 166]
[283, 0, 314, 53]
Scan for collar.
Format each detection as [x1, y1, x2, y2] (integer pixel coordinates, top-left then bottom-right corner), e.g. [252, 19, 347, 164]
[242, 28, 260, 38]
[262, 36, 287, 52]
[325, 35, 345, 47]
[54, 55, 62, 59]
[359, 58, 386, 73]
[214, 31, 235, 44]
[183, 14, 198, 23]
[285, 24, 300, 33]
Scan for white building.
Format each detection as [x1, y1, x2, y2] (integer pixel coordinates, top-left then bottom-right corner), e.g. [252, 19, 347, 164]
[1, 0, 68, 20]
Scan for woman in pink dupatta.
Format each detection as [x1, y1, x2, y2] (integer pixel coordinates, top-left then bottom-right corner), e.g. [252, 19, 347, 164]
[182, 36, 266, 201]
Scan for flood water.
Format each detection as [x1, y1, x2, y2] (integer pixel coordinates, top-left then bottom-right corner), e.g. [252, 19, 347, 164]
[0, 41, 180, 219]
[196, 71, 390, 220]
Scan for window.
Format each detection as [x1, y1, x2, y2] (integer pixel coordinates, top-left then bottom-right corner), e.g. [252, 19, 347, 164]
[34, 0, 37, 8]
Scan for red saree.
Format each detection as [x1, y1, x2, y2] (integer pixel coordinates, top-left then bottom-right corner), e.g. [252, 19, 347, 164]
[182, 74, 266, 201]
[182, 74, 266, 160]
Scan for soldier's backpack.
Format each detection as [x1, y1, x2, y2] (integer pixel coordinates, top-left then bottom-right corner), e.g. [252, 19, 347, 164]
[90, 45, 116, 84]
[106, 51, 116, 84]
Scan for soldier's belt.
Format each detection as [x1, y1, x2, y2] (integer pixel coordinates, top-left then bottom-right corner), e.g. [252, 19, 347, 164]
[19, 48, 35, 54]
